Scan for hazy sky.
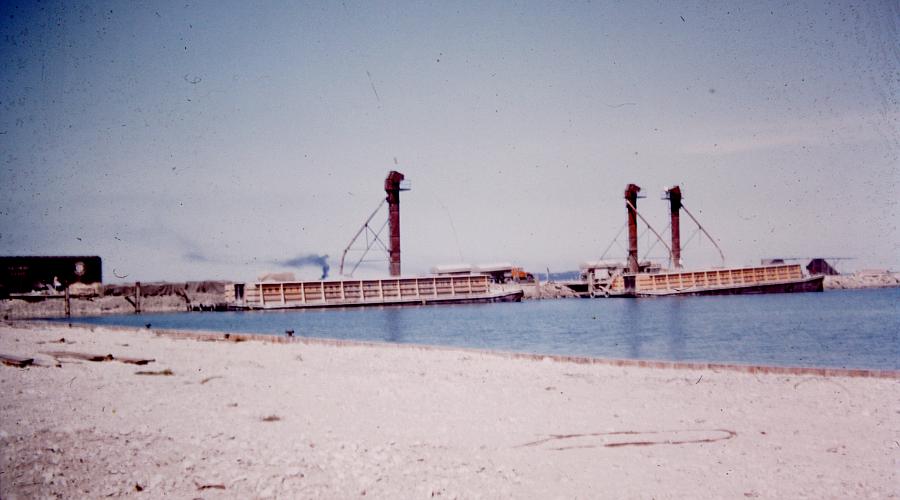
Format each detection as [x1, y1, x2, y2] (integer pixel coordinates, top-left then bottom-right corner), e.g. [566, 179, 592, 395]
[1, 0, 897, 282]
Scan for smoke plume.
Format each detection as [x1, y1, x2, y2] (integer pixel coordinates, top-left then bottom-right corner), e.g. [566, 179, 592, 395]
[280, 254, 330, 279]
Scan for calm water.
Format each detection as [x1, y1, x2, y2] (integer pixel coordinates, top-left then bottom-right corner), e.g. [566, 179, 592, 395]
[62, 289, 899, 370]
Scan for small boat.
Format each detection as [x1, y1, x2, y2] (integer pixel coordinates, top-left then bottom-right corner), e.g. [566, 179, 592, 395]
[225, 274, 523, 310]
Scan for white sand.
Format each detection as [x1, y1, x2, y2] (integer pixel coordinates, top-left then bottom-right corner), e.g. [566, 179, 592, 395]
[1, 322, 897, 499]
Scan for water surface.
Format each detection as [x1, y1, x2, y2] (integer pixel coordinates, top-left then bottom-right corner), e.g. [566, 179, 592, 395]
[63, 289, 900, 370]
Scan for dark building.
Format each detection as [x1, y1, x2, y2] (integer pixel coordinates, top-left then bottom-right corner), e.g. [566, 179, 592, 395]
[0, 256, 102, 296]
[807, 258, 839, 276]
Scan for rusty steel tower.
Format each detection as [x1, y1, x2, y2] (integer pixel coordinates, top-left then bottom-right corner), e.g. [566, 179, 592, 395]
[384, 171, 408, 276]
[665, 185, 683, 269]
[338, 171, 410, 278]
[624, 184, 642, 274]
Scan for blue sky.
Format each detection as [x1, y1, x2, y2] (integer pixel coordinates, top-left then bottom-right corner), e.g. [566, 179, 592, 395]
[1, 0, 897, 281]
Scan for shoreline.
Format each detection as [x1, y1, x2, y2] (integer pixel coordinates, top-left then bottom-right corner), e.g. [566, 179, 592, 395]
[22, 320, 900, 380]
[2, 322, 898, 498]
[20, 318, 900, 377]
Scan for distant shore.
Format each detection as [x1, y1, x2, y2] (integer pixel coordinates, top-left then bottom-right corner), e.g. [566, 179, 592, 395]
[1, 321, 896, 498]
[823, 272, 900, 289]
[0, 281, 226, 319]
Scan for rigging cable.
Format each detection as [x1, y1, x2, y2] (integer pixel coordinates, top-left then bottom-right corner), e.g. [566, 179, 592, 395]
[681, 204, 726, 266]
[597, 221, 627, 262]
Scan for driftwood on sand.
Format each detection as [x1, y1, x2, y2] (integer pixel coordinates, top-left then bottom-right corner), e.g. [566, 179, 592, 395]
[42, 350, 155, 365]
[134, 369, 174, 376]
[0, 353, 34, 367]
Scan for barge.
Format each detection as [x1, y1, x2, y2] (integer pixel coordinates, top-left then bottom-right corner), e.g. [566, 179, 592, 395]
[581, 262, 824, 297]
[223, 171, 524, 311]
[225, 274, 523, 310]
[571, 184, 825, 298]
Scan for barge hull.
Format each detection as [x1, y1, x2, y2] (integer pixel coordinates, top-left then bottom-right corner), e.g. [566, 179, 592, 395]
[577, 264, 825, 298]
[226, 274, 523, 310]
[634, 275, 824, 297]
[230, 289, 523, 310]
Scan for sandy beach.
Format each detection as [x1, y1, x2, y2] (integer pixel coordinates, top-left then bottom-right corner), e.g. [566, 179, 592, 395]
[1, 322, 897, 499]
